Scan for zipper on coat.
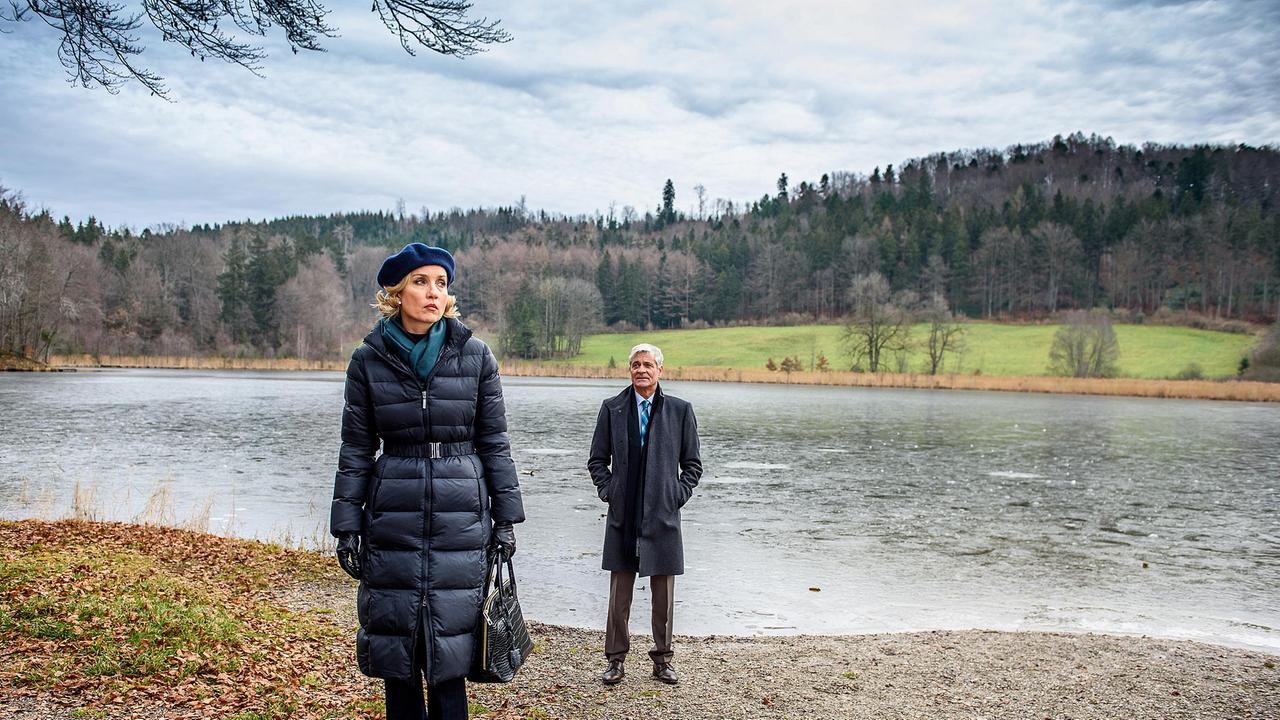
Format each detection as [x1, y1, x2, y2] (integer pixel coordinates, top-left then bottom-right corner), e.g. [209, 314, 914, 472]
[417, 341, 464, 679]
[418, 350, 451, 680]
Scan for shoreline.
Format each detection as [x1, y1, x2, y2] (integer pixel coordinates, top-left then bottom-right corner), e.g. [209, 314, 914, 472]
[2, 519, 1278, 719]
[32, 353, 1280, 402]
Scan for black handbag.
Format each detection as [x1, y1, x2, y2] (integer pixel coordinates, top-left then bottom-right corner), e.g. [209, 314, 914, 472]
[468, 548, 534, 683]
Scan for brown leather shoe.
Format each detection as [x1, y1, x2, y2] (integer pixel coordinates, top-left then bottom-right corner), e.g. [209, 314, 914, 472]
[601, 659, 625, 685]
[652, 662, 678, 684]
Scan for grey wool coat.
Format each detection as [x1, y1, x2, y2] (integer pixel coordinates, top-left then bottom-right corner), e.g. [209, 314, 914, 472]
[588, 385, 702, 577]
[330, 317, 525, 683]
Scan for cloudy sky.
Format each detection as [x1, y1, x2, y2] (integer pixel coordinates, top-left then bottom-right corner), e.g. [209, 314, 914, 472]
[1, 0, 1277, 228]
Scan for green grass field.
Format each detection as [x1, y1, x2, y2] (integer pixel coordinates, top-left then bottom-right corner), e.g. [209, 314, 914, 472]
[570, 323, 1259, 379]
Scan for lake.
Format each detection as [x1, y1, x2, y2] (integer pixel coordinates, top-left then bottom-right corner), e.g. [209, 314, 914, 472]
[1, 369, 1277, 651]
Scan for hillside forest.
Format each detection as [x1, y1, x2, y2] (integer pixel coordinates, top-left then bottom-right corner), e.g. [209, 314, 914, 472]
[2, 133, 1278, 369]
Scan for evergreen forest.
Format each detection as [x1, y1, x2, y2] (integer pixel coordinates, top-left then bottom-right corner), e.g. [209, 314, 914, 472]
[2, 133, 1278, 363]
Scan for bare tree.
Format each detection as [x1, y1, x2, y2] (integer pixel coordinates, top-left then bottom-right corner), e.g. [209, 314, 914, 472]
[140, 228, 222, 350]
[921, 253, 949, 301]
[973, 226, 1028, 317]
[0, 192, 35, 354]
[345, 243, 384, 306]
[922, 293, 965, 375]
[0, 189, 91, 361]
[842, 234, 880, 277]
[274, 253, 350, 358]
[1048, 310, 1120, 378]
[3, 1, 511, 99]
[500, 274, 600, 359]
[841, 272, 912, 373]
[537, 275, 568, 356]
[1031, 222, 1081, 313]
[559, 277, 603, 356]
[106, 257, 178, 349]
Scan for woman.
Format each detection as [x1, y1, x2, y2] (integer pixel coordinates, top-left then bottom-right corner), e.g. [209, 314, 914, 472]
[330, 242, 524, 720]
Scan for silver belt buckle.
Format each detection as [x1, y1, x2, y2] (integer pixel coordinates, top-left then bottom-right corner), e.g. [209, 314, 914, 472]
[429, 442, 442, 459]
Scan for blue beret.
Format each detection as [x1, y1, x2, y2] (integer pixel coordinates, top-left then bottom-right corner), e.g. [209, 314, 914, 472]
[377, 243, 455, 288]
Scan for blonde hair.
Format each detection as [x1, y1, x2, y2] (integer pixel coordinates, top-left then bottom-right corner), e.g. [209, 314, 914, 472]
[373, 274, 461, 319]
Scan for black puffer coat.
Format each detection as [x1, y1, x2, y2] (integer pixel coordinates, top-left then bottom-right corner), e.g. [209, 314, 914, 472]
[330, 317, 525, 683]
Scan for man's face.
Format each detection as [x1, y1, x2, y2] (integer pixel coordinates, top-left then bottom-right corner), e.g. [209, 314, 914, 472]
[629, 352, 662, 396]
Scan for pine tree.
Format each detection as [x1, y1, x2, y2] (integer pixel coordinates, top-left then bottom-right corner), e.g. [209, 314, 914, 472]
[218, 236, 253, 344]
[239, 234, 298, 349]
[659, 179, 677, 227]
[501, 279, 542, 358]
[595, 251, 618, 324]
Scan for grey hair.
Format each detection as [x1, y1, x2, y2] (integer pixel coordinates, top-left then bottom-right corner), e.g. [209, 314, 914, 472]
[628, 343, 664, 368]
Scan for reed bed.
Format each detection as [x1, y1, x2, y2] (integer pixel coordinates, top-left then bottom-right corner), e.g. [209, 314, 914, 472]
[50, 353, 347, 371]
[45, 355, 1280, 402]
[0, 351, 57, 371]
[500, 361, 1280, 402]
[5, 474, 332, 552]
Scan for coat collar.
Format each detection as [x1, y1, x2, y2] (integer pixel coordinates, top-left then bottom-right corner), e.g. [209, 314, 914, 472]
[606, 383, 664, 412]
[362, 316, 473, 380]
[364, 316, 472, 356]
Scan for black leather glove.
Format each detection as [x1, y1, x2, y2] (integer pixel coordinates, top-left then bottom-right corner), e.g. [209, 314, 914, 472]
[492, 521, 516, 557]
[336, 533, 362, 580]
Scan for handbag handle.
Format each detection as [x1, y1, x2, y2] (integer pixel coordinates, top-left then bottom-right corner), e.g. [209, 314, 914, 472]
[484, 546, 518, 598]
[500, 550, 519, 598]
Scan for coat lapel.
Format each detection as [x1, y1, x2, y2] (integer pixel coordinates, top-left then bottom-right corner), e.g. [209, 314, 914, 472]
[606, 386, 631, 459]
[644, 385, 665, 451]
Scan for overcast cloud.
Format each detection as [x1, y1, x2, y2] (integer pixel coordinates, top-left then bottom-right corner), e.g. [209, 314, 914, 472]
[0, 0, 1276, 228]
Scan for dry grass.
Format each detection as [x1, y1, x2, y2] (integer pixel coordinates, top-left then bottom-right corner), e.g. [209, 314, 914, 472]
[49, 354, 347, 371]
[15, 476, 330, 553]
[501, 361, 1280, 402]
[0, 520, 368, 719]
[1, 351, 54, 371]
[46, 355, 1280, 402]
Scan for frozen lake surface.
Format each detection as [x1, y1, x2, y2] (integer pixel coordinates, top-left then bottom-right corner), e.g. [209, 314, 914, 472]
[2, 370, 1277, 651]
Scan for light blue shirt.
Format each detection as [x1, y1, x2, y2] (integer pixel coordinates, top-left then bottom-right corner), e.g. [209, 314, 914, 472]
[634, 389, 655, 444]
[634, 388, 655, 417]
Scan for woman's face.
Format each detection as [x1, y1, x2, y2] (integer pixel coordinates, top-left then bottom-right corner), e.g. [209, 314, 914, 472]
[398, 264, 449, 332]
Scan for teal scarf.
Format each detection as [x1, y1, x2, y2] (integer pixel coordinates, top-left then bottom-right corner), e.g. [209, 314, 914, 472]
[380, 316, 447, 384]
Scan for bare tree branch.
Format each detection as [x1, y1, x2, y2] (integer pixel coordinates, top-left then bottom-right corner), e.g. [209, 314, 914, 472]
[17, 0, 169, 96]
[2, 0, 508, 99]
[1048, 310, 1120, 378]
[372, 0, 510, 57]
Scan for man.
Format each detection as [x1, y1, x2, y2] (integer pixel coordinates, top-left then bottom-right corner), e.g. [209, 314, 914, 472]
[588, 343, 702, 686]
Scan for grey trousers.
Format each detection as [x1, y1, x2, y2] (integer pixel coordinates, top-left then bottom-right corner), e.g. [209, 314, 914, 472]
[605, 571, 675, 664]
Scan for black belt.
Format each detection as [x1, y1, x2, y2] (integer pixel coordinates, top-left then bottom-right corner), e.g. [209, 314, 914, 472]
[382, 441, 476, 459]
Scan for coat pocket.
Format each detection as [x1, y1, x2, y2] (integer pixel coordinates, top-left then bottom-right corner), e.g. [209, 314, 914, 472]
[677, 482, 692, 508]
[367, 474, 385, 512]
[600, 474, 620, 503]
[363, 469, 385, 550]
[366, 455, 388, 509]
[356, 581, 370, 627]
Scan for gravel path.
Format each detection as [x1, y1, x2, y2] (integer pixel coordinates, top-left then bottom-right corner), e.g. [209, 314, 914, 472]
[291, 578, 1280, 720]
[8, 577, 1278, 719]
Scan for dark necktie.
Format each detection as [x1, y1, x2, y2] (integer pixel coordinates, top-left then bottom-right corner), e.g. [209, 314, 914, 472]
[639, 399, 651, 446]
